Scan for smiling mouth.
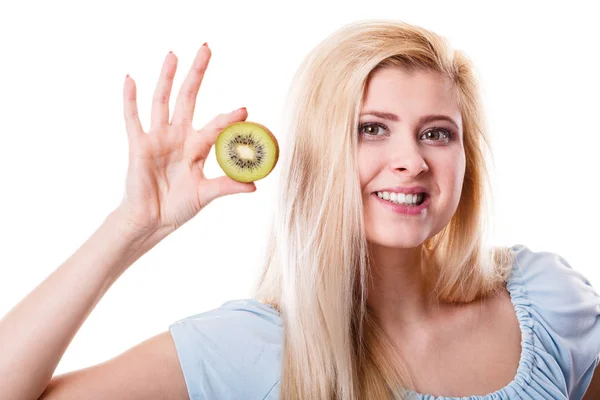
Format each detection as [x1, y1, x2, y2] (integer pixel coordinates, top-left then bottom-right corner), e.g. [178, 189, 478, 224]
[372, 191, 428, 206]
[371, 192, 432, 216]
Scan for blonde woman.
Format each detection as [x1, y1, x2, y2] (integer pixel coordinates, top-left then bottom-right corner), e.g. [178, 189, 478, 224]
[1, 19, 599, 400]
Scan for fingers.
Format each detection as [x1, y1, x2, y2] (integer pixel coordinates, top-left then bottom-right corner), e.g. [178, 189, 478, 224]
[123, 75, 145, 144]
[200, 176, 256, 208]
[186, 107, 248, 163]
[150, 52, 177, 133]
[171, 44, 211, 127]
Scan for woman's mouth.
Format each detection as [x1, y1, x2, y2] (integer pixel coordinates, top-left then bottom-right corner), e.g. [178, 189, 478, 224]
[372, 191, 431, 215]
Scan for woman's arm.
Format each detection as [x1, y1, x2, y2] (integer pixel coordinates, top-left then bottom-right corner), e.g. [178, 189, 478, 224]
[0, 43, 255, 400]
[0, 208, 173, 400]
[39, 330, 188, 400]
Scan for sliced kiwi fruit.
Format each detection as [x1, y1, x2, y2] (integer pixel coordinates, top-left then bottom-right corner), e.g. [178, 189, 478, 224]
[215, 121, 279, 183]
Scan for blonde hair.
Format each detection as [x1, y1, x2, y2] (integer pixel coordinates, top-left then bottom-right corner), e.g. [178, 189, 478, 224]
[251, 18, 516, 399]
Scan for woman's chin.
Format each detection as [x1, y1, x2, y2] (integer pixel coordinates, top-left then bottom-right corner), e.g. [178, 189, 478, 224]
[366, 235, 427, 250]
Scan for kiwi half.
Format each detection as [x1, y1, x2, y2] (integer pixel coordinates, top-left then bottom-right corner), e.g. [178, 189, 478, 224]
[215, 121, 279, 183]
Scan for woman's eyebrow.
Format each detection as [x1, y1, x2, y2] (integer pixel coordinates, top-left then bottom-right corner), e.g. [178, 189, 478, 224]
[359, 110, 460, 131]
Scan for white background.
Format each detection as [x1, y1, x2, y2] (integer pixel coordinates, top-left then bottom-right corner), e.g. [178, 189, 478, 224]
[0, 1, 598, 375]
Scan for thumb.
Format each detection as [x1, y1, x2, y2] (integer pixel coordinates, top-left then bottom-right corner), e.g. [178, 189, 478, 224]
[201, 175, 256, 204]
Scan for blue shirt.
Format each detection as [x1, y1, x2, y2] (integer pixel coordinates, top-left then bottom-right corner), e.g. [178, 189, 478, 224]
[169, 244, 600, 399]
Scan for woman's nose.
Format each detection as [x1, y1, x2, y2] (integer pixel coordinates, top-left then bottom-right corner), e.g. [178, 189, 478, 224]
[386, 141, 429, 177]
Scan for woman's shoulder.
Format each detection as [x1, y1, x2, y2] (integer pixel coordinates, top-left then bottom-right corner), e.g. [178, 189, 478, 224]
[171, 298, 282, 329]
[507, 243, 600, 330]
[506, 243, 600, 399]
[169, 298, 283, 399]
[508, 244, 598, 300]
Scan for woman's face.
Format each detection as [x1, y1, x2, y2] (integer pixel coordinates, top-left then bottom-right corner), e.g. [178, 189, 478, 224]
[358, 67, 466, 249]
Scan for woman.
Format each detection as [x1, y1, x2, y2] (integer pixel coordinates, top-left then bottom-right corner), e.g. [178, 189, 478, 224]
[0, 19, 598, 400]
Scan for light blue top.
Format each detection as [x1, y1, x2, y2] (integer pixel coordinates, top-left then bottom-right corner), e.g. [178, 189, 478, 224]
[169, 244, 600, 399]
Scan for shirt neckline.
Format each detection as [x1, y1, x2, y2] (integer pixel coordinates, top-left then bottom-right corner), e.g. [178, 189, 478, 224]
[401, 256, 532, 399]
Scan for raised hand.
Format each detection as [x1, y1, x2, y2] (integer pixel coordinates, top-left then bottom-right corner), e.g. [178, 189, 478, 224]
[117, 43, 256, 237]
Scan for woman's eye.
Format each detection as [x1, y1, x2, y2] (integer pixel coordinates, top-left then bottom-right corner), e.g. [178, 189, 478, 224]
[420, 128, 453, 143]
[358, 122, 387, 136]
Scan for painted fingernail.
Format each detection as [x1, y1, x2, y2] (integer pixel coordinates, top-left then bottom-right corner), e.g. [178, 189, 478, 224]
[202, 42, 208, 47]
[236, 107, 247, 112]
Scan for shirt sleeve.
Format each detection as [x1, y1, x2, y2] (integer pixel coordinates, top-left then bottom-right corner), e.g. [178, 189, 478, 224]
[168, 299, 282, 400]
[512, 244, 600, 399]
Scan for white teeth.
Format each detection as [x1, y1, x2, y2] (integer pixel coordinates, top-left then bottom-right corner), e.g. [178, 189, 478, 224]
[376, 191, 425, 205]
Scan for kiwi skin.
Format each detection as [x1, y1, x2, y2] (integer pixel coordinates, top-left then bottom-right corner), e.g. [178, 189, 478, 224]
[215, 121, 279, 183]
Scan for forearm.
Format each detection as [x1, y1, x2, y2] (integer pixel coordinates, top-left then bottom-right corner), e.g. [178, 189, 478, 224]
[0, 209, 171, 400]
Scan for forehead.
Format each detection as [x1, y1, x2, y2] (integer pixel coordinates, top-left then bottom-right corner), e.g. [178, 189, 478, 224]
[362, 67, 461, 123]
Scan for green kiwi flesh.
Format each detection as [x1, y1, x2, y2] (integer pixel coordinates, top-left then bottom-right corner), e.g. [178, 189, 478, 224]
[215, 121, 279, 183]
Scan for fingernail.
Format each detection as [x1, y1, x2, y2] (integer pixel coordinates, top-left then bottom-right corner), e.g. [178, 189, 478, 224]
[236, 107, 247, 112]
[202, 42, 208, 48]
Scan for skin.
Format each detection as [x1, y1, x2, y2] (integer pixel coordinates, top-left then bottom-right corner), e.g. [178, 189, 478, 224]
[359, 66, 466, 334]
[0, 44, 250, 400]
[357, 68, 528, 396]
[356, 67, 600, 399]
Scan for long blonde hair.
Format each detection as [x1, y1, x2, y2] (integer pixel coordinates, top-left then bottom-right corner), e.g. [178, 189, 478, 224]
[251, 18, 515, 400]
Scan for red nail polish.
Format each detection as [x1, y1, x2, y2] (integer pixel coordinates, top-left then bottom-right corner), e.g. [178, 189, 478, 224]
[202, 42, 208, 47]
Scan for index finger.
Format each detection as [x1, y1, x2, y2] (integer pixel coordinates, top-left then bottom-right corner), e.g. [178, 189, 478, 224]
[170, 43, 210, 127]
